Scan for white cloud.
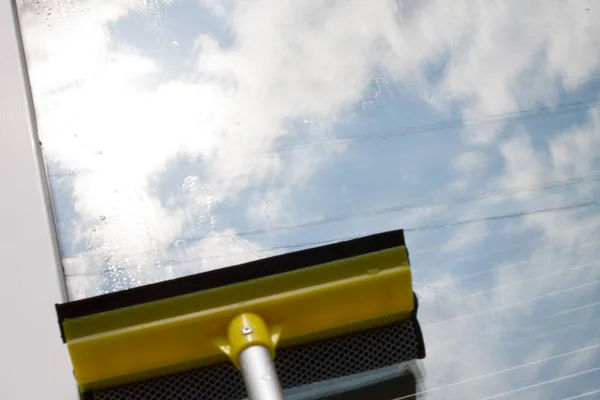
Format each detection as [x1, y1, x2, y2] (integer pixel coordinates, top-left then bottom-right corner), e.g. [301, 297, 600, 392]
[452, 151, 487, 174]
[440, 221, 488, 254]
[499, 133, 547, 196]
[549, 108, 600, 179]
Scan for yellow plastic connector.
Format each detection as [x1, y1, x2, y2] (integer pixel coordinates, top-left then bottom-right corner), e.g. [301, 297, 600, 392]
[217, 313, 281, 368]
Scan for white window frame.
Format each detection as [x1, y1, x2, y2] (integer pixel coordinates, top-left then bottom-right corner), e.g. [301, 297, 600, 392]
[0, 0, 79, 398]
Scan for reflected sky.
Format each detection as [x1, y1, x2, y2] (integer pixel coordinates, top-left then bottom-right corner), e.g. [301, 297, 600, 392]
[16, 0, 600, 398]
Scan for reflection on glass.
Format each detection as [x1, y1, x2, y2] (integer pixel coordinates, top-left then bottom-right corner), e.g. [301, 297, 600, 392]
[16, 0, 600, 398]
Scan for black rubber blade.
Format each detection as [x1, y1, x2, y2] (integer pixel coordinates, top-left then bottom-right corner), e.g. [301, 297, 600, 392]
[57, 229, 406, 324]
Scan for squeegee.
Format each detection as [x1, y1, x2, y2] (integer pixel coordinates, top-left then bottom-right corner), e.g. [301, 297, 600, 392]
[56, 229, 425, 399]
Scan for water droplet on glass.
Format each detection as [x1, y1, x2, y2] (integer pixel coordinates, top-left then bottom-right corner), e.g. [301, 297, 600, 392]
[100, 215, 106, 220]
[88, 245, 93, 249]
[95, 150, 103, 155]
[104, 257, 110, 261]
[91, 227, 96, 232]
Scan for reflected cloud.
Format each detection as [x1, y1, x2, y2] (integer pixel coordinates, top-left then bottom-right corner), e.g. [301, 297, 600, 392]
[16, 0, 600, 398]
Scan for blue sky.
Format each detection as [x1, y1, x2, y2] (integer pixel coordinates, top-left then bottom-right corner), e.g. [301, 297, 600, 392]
[18, 0, 600, 398]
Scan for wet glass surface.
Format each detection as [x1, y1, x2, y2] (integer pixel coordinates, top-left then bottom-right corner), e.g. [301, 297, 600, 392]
[15, 0, 600, 398]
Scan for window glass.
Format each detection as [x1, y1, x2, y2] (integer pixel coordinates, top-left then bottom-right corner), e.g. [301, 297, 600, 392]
[16, 0, 600, 398]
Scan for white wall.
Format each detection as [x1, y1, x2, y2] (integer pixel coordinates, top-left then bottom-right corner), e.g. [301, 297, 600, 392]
[0, 0, 79, 398]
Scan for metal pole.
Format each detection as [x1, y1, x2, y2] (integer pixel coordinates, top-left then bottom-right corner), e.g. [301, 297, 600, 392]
[238, 345, 285, 400]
